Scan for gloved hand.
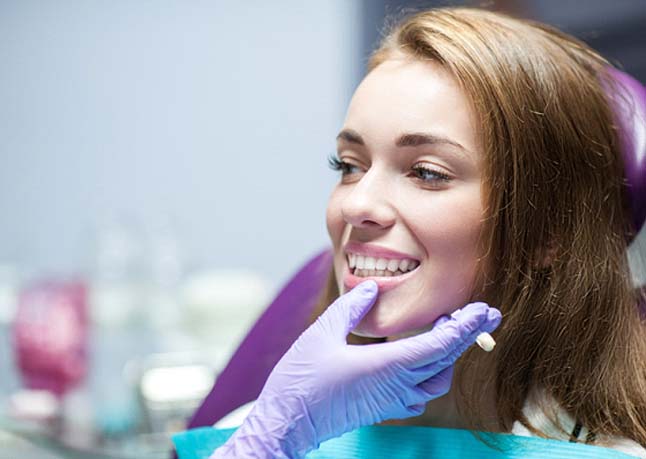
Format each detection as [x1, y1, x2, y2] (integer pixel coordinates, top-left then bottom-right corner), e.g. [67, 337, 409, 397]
[211, 280, 501, 459]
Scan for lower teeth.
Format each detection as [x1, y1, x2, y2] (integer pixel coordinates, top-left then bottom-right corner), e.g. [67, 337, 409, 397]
[353, 268, 407, 277]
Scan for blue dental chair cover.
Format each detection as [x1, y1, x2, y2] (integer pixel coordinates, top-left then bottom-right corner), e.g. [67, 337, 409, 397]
[173, 425, 639, 459]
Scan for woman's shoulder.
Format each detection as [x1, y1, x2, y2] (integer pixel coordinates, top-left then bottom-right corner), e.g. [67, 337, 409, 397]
[512, 392, 646, 458]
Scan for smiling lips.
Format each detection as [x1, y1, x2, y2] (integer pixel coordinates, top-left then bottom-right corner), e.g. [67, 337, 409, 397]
[349, 254, 420, 277]
[343, 242, 421, 292]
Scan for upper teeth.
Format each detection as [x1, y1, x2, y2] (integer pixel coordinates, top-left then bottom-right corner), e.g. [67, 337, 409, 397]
[348, 254, 418, 273]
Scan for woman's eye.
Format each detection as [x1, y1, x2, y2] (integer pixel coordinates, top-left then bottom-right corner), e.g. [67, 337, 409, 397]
[411, 164, 452, 185]
[328, 155, 362, 176]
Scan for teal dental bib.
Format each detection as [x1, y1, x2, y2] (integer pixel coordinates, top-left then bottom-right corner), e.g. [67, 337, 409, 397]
[173, 425, 639, 459]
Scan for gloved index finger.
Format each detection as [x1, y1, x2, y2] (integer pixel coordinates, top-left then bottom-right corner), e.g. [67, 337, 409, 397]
[382, 303, 501, 369]
[317, 280, 378, 338]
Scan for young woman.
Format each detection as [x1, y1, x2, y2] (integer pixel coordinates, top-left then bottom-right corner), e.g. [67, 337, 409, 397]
[209, 7, 646, 458]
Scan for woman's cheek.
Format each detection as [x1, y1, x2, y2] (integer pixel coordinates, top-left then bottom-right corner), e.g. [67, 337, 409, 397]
[325, 188, 344, 244]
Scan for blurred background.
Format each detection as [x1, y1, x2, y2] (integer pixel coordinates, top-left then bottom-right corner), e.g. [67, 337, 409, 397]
[0, 0, 644, 457]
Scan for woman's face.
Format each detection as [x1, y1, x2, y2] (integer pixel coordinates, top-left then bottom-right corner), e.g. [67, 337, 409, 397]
[326, 57, 485, 338]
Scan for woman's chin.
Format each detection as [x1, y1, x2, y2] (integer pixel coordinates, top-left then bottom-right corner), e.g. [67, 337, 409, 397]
[350, 309, 407, 339]
[350, 303, 436, 340]
[348, 307, 388, 338]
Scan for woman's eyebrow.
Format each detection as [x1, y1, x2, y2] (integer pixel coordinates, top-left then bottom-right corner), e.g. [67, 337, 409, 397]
[395, 132, 466, 151]
[336, 129, 471, 157]
[336, 129, 365, 145]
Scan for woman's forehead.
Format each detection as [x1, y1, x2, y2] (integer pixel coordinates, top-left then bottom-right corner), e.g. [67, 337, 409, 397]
[343, 58, 481, 159]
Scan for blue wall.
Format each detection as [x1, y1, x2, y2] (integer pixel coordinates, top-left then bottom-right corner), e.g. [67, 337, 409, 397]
[0, 1, 362, 285]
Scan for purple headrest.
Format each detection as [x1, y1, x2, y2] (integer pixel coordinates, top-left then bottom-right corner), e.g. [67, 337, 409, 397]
[607, 68, 646, 239]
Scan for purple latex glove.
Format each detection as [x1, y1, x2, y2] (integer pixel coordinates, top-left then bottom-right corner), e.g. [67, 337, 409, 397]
[211, 280, 501, 459]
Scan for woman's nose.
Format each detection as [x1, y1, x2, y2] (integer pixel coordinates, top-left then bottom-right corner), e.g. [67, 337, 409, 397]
[341, 169, 396, 229]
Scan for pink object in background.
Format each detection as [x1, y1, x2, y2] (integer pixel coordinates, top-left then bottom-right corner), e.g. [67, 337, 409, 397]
[11, 280, 88, 397]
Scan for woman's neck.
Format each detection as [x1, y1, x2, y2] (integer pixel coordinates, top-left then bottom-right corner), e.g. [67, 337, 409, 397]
[377, 333, 501, 431]
[381, 387, 465, 429]
[381, 370, 502, 431]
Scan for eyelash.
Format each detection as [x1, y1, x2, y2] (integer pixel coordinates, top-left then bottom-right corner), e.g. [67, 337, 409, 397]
[328, 155, 360, 175]
[410, 164, 452, 184]
[328, 155, 452, 185]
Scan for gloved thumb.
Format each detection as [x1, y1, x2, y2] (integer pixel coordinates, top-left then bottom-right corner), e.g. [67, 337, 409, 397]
[321, 280, 378, 338]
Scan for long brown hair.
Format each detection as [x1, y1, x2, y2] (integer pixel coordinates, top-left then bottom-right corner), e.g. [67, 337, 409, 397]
[314, 7, 646, 445]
